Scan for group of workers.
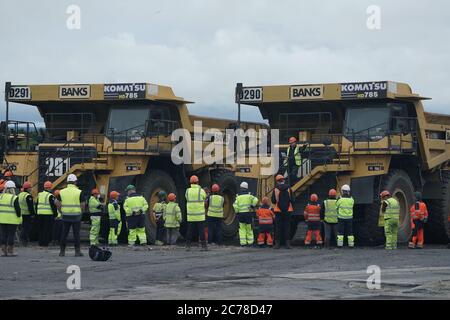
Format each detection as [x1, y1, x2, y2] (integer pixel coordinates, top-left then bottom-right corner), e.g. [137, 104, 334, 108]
[0, 162, 434, 257]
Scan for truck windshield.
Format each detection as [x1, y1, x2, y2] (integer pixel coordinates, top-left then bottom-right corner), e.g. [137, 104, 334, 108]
[108, 107, 149, 134]
[345, 106, 389, 140]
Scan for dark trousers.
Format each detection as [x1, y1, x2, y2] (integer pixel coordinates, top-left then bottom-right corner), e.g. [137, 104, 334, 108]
[156, 219, 165, 242]
[186, 221, 206, 246]
[1, 224, 17, 246]
[38, 215, 54, 246]
[20, 215, 33, 244]
[52, 219, 63, 245]
[207, 216, 223, 245]
[323, 222, 338, 247]
[60, 221, 81, 249]
[338, 219, 353, 236]
[287, 164, 299, 187]
[275, 213, 291, 246]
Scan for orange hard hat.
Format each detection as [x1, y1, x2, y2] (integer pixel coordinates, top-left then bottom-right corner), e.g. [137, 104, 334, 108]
[23, 181, 32, 189]
[92, 188, 100, 195]
[54, 190, 60, 198]
[328, 189, 337, 197]
[109, 191, 119, 199]
[190, 175, 199, 184]
[44, 181, 53, 189]
[380, 190, 391, 198]
[4, 170, 13, 177]
[211, 184, 220, 193]
[276, 174, 285, 182]
[310, 194, 319, 202]
[168, 193, 177, 202]
[262, 197, 270, 205]
[289, 137, 297, 144]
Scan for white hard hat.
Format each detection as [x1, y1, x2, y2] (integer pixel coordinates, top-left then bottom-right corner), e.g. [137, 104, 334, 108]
[240, 182, 249, 189]
[67, 174, 78, 182]
[341, 184, 351, 192]
[5, 181, 16, 189]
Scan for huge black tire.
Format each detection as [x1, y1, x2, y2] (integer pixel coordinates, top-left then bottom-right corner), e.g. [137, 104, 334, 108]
[355, 169, 415, 245]
[425, 171, 450, 243]
[138, 170, 177, 244]
[211, 170, 239, 239]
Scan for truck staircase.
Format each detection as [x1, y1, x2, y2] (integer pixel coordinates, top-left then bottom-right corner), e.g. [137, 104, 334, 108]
[291, 162, 354, 197]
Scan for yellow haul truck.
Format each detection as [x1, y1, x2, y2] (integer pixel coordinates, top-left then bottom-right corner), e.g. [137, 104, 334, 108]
[237, 81, 450, 244]
[1, 82, 264, 240]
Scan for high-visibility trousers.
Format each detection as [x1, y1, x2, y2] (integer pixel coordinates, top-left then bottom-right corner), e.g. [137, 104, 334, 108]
[128, 227, 147, 245]
[108, 222, 122, 245]
[305, 221, 323, 245]
[239, 223, 254, 246]
[409, 220, 425, 248]
[384, 218, 399, 250]
[257, 224, 273, 246]
[337, 218, 354, 247]
[90, 216, 101, 246]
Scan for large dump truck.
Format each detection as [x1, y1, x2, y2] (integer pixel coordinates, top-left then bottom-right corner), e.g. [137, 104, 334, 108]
[0, 82, 265, 239]
[237, 81, 450, 244]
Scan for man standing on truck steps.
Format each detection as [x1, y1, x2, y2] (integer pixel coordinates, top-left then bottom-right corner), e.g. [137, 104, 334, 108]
[37, 181, 58, 247]
[185, 175, 208, 251]
[18, 181, 35, 246]
[124, 185, 149, 247]
[234, 181, 259, 248]
[88, 188, 104, 246]
[336, 185, 355, 248]
[272, 175, 294, 249]
[58, 174, 85, 257]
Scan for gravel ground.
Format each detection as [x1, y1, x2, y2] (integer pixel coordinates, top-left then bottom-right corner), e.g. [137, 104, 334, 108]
[1, 243, 450, 300]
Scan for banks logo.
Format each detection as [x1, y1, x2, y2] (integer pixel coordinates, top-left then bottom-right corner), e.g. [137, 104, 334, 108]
[290, 85, 323, 100]
[59, 85, 90, 99]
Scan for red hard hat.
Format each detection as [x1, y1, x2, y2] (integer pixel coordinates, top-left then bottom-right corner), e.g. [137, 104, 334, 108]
[168, 193, 177, 202]
[190, 175, 199, 184]
[54, 190, 60, 198]
[380, 190, 391, 198]
[262, 197, 270, 205]
[4, 170, 13, 177]
[289, 137, 297, 144]
[92, 188, 100, 195]
[211, 184, 220, 193]
[23, 181, 32, 189]
[276, 174, 285, 182]
[328, 189, 337, 197]
[310, 194, 319, 202]
[44, 181, 53, 189]
[110, 191, 119, 199]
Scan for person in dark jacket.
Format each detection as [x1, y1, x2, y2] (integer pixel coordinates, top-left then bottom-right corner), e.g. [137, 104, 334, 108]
[271, 175, 295, 249]
[18, 181, 36, 246]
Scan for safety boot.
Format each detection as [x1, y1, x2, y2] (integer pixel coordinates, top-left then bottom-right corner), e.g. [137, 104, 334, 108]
[273, 242, 281, 249]
[201, 242, 208, 251]
[7, 245, 17, 257]
[75, 247, 84, 257]
[59, 245, 66, 257]
[1, 245, 7, 257]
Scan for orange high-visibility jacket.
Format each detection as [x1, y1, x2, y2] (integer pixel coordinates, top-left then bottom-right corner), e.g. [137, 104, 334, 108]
[304, 203, 321, 222]
[256, 207, 275, 225]
[409, 202, 428, 221]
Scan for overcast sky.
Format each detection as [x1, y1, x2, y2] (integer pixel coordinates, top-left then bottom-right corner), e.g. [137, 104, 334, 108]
[0, 0, 449, 124]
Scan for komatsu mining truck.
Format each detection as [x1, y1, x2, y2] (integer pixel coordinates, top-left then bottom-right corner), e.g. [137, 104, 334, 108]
[0, 82, 265, 240]
[237, 81, 450, 245]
